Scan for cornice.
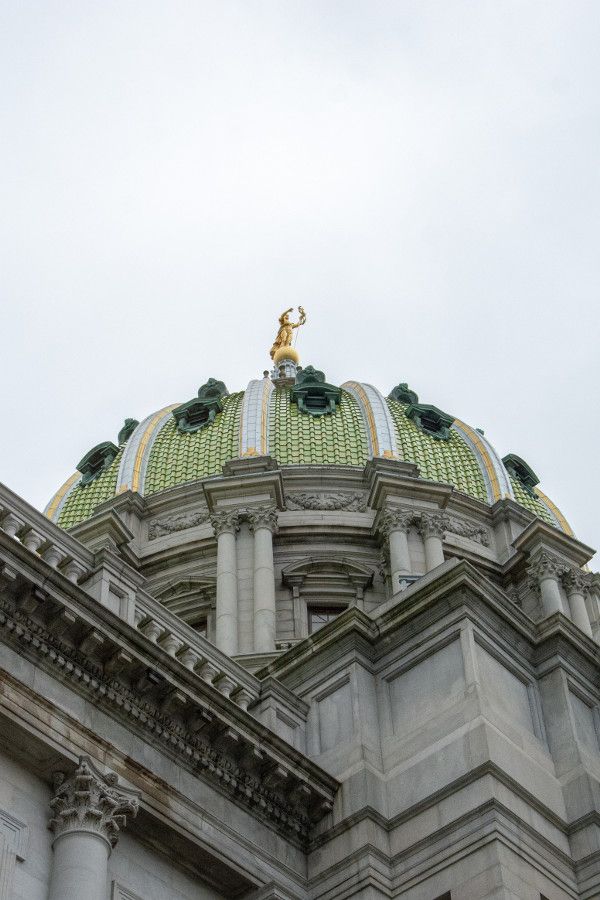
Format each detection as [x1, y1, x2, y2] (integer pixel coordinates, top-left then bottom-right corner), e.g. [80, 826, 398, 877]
[512, 519, 595, 567]
[0, 546, 337, 844]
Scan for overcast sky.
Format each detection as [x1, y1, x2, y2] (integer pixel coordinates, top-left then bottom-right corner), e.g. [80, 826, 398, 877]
[1, 2, 598, 564]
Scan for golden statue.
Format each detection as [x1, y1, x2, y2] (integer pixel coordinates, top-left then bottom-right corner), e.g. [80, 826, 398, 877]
[270, 306, 307, 360]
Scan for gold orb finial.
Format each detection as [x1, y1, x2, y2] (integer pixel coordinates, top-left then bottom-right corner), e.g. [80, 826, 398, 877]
[269, 306, 306, 361]
[273, 345, 300, 365]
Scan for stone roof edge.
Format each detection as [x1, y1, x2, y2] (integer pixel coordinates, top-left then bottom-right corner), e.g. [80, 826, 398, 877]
[0, 533, 338, 837]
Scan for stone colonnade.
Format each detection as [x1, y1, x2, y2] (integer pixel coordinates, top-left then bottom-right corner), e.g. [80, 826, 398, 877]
[379, 508, 595, 639]
[378, 507, 448, 592]
[211, 505, 278, 655]
[528, 549, 593, 637]
[48, 757, 140, 900]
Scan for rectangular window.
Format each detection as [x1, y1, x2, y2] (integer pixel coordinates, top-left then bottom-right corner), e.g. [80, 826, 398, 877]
[308, 606, 344, 634]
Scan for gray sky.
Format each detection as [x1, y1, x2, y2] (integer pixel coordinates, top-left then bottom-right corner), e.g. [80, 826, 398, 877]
[1, 2, 599, 564]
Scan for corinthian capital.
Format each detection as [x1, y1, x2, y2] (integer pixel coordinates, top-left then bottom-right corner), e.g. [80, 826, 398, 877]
[210, 510, 241, 536]
[248, 505, 279, 534]
[378, 507, 414, 538]
[419, 512, 449, 540]
[526, 550, 567, 583]
[49, 757, 140, 848]
[562, 567, 591, 596]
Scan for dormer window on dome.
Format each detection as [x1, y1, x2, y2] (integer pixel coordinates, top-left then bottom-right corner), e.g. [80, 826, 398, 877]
[291, 366, 341, 416]
[405, 403, 455, 440]
[503, 453, 540, 497]
[76, 441, 119, 485]
[388, 382, 419, 405]
[172, 378, 228, 434]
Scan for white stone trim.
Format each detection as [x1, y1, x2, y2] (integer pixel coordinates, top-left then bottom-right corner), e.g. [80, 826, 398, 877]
[0, 811, 27, 900]
[0, 809, 28, 860]
[239, 378, 274, 457]
[115, 404, 179, 495]
[452, 419, 514, 503]
[342, 381, 399, 460]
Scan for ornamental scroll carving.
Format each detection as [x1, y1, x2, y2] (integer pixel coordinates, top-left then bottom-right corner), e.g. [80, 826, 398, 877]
[378, 508, 413, 538]
[419, 513, 450, 540]
[148, 509, 210, 540]
[562, 567, 591, 595]
[377, 508, 489, 545]
[209, 510, 241, 536]
[247, 505, 279, 534]
[526, 549, 568, 583]
[285, 492, 368, 512]
[446, 517, 490, 547]
[49, 757, 140, 847]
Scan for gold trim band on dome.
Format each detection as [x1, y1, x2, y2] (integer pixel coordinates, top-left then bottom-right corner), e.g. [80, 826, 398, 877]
[130, 405, 179, 494]
[452, 419, 504, 503]
[344, 382, 380, 457]
[44, 471, 81, 522]
[535, 487, 574, 537]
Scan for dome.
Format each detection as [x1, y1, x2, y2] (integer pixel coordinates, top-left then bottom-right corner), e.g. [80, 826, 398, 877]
[45, 368, 572, 535]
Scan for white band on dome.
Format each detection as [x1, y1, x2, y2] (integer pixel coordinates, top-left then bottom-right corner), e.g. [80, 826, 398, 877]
[342, 381, 399, 460]
[116, 404, 179, 495]
[239, 378, 274, 457]
[452, 419, 514, 503]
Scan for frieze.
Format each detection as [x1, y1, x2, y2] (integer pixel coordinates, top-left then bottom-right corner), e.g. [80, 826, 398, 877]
[0, 593, 333, 843]
[446, 517, 490, 546]
[148, 509, 210, 541]
[284, 492, 368, 512]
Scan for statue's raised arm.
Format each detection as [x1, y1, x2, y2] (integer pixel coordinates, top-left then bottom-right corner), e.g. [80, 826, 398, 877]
[270, 307, 307, 359]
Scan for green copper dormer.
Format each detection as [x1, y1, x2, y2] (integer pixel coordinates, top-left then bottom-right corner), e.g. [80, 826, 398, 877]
[503, 453, 540, 497]
[291, 366, 341, 416]
[173, 378, 229, 433]
[405, 403, 455, 440]
[77, 441, 119, 485]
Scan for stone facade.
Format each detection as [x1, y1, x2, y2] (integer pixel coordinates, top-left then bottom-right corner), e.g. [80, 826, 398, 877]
[1, 450, 600, 899]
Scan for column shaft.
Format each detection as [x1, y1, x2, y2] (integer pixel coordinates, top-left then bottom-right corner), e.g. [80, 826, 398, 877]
[424, 534, 444, 572]
[388, 528, 411, 591]
[253, 525, 276, 653]
[215, 529, 239, 655]
[568, 590, 593, 637]
[540, 576, 564, 616]
[48, 832, 109, 900]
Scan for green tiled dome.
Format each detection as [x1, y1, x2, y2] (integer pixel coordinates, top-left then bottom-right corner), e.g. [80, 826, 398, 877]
[47, 377, 571, 534]
[386, 399, 488, 503]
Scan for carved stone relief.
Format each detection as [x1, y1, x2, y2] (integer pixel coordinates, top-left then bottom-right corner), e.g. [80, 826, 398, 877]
[148, 509, 210, 540]
[284, 492, 368, 512]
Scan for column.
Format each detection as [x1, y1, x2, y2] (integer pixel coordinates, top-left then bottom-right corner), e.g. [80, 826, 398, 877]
[527, 550, 567, 617]
[563, 568, 593, 637]
[48, 756, 139, 900]
[211, 511, 240, 655]
[249, 505, 278, 654]
[419, 513, 448, 572]
[379, 508, 413, 593]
